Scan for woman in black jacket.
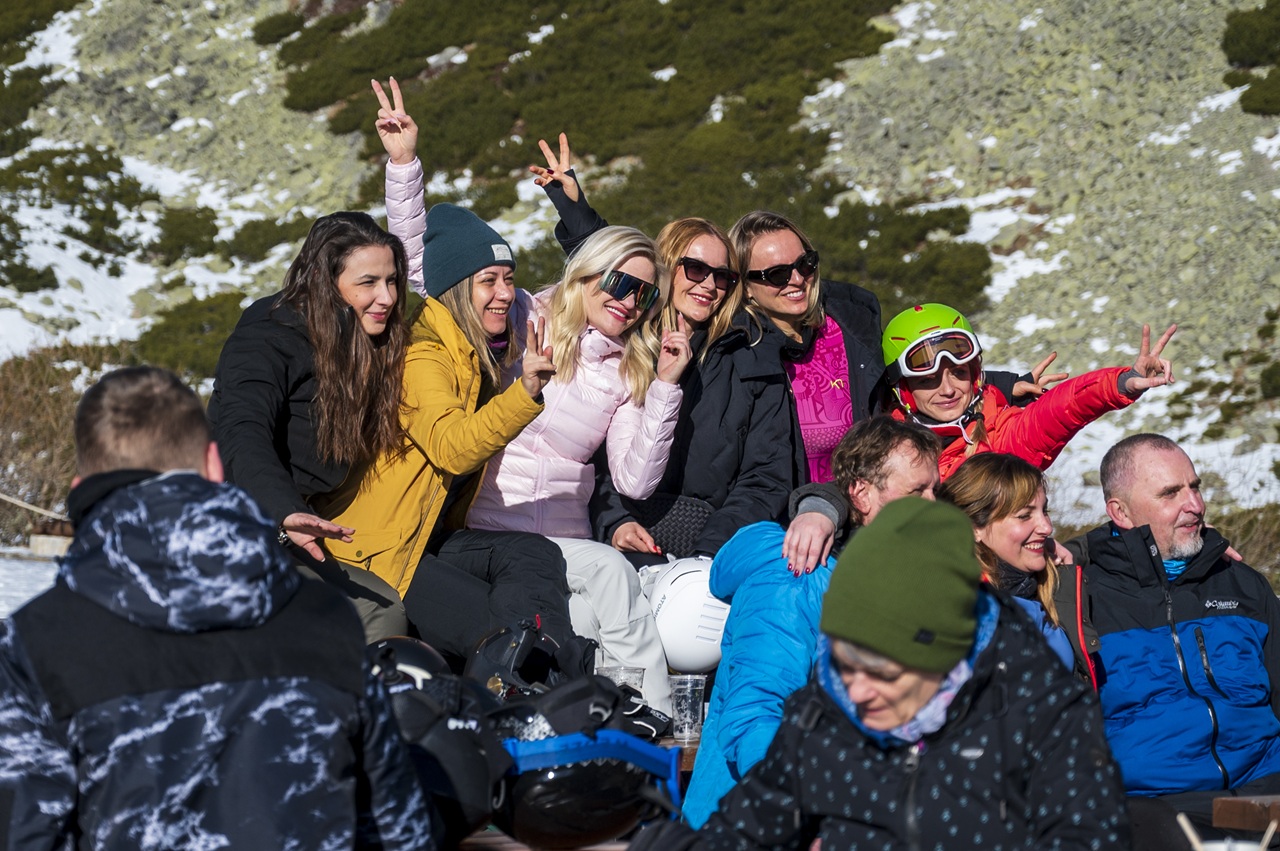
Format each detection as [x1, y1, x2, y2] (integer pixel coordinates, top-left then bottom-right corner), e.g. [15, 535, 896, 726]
[207, 211, 411, 640]
[631, 498, 1130, 850]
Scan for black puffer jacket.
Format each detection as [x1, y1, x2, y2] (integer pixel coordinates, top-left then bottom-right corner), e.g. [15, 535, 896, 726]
[0, 472, 435, 849]
[207, 294, 352, 523]
[636, 591, 1130, 850]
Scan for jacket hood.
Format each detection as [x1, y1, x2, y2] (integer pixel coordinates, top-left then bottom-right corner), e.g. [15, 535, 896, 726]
[59, 472, 301, 633]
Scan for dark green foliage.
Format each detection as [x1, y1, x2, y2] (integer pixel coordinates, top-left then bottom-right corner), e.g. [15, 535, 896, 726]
[272, 0, 990, 315]
[1241, 67, 1280, 115]
[0, 66, 62, 158]
[1223, 1, 1280, 68]
[253, 11, 305, 45]
[278, 8, 368, 72]
[134, 292, 247, 379]
[519, 237, 572, 292]
[3, 262, 58, 293]
[0, 0, 81, 65]
[1222, 0, 1280, 115]
[1261, 361, 1280, 399]
[219, 215, 314, 262]
[149, 206, 219, 266]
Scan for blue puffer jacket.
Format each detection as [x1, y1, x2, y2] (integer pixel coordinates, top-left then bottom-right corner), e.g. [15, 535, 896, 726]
[683, 522, 835, 827]
[1084, 522, 1280, 796]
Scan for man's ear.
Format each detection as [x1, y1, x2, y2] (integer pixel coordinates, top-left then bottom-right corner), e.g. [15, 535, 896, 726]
[848, 480, 872, 521]
[70, 475, 83, 489]
[203, 442, 225, 484]
[1106, 497, 1133, 529]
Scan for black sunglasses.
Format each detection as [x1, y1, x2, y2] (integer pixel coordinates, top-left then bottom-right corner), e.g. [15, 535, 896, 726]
[746, 249, 820, 288]
[676, 256, 739, 289]
[599, 270, 661, 311]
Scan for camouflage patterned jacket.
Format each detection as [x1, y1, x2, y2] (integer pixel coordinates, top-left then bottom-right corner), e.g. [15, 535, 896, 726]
[0, 472, 437, 850]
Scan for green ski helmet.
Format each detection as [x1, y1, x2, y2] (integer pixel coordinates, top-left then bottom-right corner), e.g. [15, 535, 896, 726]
[882, 303, 984, 413]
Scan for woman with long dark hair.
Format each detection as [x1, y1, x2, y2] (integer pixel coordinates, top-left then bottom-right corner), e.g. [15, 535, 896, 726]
[208, 211, 411, 640]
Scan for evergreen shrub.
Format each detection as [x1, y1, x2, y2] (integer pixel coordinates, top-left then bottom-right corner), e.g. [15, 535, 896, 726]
[133, 291, 246, 379]
[150, 207, 219, 266]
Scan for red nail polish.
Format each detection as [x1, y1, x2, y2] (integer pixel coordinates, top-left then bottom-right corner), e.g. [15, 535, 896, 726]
[546, 169, 554, 175]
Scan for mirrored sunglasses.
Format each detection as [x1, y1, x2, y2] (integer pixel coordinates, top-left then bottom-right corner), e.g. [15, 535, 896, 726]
[599, 269, 660, 311]
[677, 256, 738, 289]
[746, 249, 820, 287]
[898, 329, 981, 377]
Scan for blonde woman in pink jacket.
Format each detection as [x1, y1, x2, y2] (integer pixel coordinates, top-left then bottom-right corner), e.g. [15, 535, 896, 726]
[375, 79, 688, 711]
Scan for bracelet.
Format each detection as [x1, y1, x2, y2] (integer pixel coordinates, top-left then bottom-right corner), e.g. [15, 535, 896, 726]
[277, 526, 290, 547]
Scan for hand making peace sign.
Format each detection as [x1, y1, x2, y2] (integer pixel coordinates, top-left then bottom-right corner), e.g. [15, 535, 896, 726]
[371, 77, 417, 165]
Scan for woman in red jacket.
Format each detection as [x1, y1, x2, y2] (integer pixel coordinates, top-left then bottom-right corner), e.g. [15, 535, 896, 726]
[882, 303, 1176, 479]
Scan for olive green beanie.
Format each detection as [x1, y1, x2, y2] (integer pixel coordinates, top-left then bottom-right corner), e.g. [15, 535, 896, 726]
[820, 497, 981, 673]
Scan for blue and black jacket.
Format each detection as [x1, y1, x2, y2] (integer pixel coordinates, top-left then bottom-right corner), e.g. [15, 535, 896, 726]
[1082, 522, 1280, 796]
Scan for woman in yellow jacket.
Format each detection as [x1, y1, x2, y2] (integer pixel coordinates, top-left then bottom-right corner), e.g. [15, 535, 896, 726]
[323, 201, 588, 667]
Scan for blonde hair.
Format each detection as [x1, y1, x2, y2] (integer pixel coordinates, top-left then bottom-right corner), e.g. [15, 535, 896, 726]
[729, 210, 824, 344]
[937, 453, 1060, 626]
[437, 275, 518, 386]
[653, 217, 742, 356]
[542, 226, 667, 404]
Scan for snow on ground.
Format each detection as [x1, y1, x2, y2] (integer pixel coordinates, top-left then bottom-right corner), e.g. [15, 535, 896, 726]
[0, 553, 56, 619]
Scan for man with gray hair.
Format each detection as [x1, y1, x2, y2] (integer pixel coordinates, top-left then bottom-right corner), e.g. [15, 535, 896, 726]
[1074, 432, 1280, 849]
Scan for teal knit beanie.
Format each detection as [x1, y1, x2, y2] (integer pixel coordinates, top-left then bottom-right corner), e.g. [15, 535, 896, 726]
[422, 204, 515, 297]
[820, 497, 981, 673]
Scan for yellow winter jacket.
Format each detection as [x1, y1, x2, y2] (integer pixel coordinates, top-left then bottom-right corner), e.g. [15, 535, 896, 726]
[322, 298, 542, 595]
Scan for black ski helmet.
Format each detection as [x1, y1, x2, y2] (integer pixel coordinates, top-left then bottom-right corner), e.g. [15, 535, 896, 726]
[368, 637, 512, 848]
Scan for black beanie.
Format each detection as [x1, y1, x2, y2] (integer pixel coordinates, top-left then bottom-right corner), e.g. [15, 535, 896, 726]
[421, 204, 515, 298]
[820, 497, 981, 673]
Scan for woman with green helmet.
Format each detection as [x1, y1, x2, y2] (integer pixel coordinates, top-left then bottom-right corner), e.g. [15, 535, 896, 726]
[882, 303, 1177, 480]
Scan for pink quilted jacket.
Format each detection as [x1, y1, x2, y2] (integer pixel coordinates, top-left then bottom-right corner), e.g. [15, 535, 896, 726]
[385, 158, 682, 539]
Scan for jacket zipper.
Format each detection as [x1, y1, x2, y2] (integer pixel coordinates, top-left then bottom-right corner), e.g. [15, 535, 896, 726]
[1195, 627, 1230, 699]
[904, 741, 924, 851]
[1167, 588, 1230, 788]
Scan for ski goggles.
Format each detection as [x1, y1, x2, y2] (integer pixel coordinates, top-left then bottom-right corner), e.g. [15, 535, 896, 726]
[895, 329, 982, 377]
[745, 249, 819, 288]
[599, 269, 661, 311]
[676, 256, 739, 289]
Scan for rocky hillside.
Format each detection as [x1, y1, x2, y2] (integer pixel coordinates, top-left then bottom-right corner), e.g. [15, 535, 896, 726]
[2, 0, 1279, 525]
[800, 0, 1280, 513]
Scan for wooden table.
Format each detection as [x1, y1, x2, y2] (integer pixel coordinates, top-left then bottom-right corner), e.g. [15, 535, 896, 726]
[1213, 794, 1280, 832]
[657, 736, 699, 775]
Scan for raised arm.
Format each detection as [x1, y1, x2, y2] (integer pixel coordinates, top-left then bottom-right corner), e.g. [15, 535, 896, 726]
[528, 133, 610, 256]
[372, 77, 427, 295]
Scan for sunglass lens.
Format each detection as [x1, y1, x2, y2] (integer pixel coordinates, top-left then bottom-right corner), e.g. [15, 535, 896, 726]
[680, 258, 712, 283]
[797, 250, 819, 278]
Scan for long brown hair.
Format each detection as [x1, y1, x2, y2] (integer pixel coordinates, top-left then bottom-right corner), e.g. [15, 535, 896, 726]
[937, 452, 1060, 626]
[276, 211, 409, 467]
[729, 209, 825, 344]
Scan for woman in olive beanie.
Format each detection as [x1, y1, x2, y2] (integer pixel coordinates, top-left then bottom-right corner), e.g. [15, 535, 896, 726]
[632, 495, 1130, 850]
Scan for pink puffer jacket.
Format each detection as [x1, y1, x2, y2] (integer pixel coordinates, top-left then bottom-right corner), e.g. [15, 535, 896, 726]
[466, 289, 682, 538]
[384, 157, 682, 539]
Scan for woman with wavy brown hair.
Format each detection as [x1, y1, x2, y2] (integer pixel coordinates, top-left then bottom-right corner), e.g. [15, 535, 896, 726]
[208, 211, 411, 640]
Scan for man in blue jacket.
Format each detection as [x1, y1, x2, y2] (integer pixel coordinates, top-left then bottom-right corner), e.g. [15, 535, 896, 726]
[681, 416, 940, 827]
[0, 367, 436, 849]
[1081, 432, 1280, 849]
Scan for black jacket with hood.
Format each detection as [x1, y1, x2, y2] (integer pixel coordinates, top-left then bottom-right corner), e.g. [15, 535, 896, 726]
[0, 472, 436, 850]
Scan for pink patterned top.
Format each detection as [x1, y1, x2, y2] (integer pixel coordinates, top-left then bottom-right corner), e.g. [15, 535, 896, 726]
[785, 315, 853, 483]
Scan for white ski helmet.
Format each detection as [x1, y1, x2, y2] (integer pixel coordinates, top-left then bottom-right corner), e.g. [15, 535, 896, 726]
[643, 557, 730, 674]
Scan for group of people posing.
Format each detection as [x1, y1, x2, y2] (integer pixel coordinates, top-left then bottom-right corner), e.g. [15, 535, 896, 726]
[1, 74, 1275, 851]
[206, 77, 1176, 716]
